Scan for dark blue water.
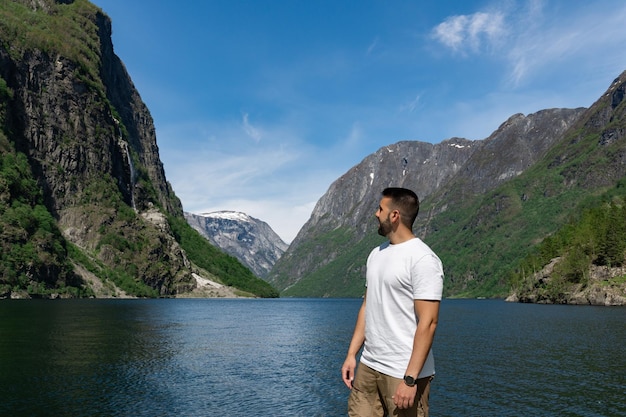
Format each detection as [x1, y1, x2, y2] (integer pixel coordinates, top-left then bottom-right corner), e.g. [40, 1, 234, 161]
[0, 299, 623, 416]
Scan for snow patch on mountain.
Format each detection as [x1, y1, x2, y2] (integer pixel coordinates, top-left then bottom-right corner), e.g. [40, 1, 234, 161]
[185, 211, 288, 279]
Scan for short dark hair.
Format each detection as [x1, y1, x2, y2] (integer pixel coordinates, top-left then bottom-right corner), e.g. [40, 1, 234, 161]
[382, 187, 419, 228]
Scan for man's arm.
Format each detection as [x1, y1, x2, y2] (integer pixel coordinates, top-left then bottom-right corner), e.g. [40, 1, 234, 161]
[392, 299, 440, 409]
[341, 294, 367, 389]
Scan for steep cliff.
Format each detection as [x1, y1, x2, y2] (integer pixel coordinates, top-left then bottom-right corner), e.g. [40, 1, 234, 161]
[0, 0, 276, 298]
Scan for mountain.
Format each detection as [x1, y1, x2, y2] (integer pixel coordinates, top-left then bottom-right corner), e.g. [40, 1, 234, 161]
[185, 211, 288, 278]
[269, 71, 626, 300]
[0, 0, 277, 298]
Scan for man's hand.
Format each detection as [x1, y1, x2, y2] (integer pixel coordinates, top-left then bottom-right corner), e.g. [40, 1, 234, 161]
[392, 381, 418, 409]
[341, 356, 357, 389]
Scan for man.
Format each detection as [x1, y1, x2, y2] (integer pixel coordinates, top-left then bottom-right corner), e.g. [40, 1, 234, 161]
[341, 187, 444, 417]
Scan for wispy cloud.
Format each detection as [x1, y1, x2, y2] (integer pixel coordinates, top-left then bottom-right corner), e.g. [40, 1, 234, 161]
[242, 113, 263, 142]
[342, 122, 363, 149]
[431, 1, 626, 87]
[400, 94, 421, 113]
[431, 11, 506, 54]
[366, 37, 380, 56]
[506, 1, 626, 86]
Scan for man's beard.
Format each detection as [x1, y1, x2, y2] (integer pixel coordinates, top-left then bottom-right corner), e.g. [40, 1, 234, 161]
[377, 215, 392, 237]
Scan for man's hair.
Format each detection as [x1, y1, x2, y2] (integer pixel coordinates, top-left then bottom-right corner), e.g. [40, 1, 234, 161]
[382, 187, 420, 229]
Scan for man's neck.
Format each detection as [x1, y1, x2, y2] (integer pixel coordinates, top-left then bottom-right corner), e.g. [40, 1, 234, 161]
[388, 229, 415, 245]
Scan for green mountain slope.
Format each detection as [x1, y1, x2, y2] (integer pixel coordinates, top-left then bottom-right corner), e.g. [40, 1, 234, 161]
[426, 72, 626, 297]
[275, 72, 626, 299]
[509, 183, 626, 304]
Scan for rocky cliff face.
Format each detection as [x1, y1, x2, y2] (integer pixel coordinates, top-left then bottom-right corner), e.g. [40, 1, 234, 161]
[297, 138, 477, 242]
[550, 75, 626, 189]
[300, 107, 584, 243]
[444, 108, 586, 195]
[185, 211, 288, 278]
[3, 2, 179, 217]
[0, 0, 194, 296]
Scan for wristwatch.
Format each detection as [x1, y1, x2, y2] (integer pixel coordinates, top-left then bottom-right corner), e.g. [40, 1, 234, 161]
[403, 375, 416, 387]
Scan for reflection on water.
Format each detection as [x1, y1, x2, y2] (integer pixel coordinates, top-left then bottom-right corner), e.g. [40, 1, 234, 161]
[0, 300, 178, 415]
[0, 299, 358, 416]
[0, 298, 624, 416]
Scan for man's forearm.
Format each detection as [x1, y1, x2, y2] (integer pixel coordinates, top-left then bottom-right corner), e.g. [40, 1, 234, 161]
[346, 301, 366, 356]
[404, 300, 439, 378]
[342, 299, 367, 388]
[405, 322, 436, 378]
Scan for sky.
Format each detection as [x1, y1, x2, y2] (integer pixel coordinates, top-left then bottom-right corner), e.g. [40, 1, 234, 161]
[91, 0, 626, 243]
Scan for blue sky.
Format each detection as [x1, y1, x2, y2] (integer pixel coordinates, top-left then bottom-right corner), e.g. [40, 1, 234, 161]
[92, 0, 626, 243]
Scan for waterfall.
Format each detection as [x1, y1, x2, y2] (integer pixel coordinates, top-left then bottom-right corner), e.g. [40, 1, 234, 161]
[115, 118, 137, 212]
[124, 143, 137, 211]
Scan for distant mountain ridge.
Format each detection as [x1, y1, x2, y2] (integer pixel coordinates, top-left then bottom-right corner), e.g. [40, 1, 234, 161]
[185, 211, 288, 278]
[268, 71, 626, 301]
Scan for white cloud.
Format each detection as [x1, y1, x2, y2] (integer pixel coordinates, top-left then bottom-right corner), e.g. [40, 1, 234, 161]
[342, 122, 363, 149]
[431, 11, 506, 53]
[431, 1, 626, 88]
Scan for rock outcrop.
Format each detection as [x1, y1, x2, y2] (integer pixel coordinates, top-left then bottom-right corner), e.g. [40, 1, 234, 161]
[507, 258, 626, 306]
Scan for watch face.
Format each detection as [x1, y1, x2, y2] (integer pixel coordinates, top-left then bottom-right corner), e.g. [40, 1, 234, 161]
[404, 375, 415, 386]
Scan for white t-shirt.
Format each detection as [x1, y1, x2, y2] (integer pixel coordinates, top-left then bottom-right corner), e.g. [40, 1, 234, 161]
[360, 237, 444, 379]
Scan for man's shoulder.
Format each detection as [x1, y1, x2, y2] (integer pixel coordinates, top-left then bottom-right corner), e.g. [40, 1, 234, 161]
[408, 237, 438, 254]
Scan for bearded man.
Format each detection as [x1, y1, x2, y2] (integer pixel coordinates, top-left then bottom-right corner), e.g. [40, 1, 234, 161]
[341, 187, 444, 417]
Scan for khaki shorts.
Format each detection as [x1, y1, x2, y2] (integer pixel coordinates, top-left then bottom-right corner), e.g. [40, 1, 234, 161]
[348, 363, 433, 417]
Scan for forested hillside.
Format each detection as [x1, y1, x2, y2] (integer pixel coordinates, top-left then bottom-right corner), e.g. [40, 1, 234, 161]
[509, 187, 626, 304]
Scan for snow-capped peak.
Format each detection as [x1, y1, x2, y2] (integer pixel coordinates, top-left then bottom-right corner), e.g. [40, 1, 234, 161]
[199, 211, 251, 222]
